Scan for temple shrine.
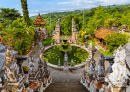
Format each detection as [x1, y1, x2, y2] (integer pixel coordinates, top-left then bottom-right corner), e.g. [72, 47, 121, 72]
[33, 14, 48, 45]
[52, 19, 60, 43]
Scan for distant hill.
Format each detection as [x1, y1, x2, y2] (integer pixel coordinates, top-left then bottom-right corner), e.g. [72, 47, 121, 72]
[30, 4, 130, 36]
[30, 4, 130, 20]
[30, 9, 89, 20]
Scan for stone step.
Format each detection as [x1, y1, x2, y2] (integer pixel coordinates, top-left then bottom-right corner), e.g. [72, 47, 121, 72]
[44, 83, 89, 92]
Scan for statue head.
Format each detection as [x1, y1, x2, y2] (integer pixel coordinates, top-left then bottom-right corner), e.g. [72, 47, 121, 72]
[6, 46, 13, 55]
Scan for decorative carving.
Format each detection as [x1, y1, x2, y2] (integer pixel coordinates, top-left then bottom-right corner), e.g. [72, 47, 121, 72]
[107, 45, 127, 86]
[85, 58, 91, 73]
[72, 18, 78, 43]
[89, 58, 96, 78]
[52, 19, 60, 43]
[4, 47, 18, 83]
[97, 54, 105, 77]
[28, 56, 35, 75]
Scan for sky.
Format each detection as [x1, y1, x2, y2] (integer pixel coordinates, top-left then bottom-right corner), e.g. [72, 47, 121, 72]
[0, 0, 130, 16]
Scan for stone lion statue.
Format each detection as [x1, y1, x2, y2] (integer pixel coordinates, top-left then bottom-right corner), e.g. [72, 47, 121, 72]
[108, 45, 127, 84]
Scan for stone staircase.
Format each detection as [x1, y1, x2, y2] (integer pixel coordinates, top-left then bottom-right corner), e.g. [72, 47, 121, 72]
[44, 82, 89, 92]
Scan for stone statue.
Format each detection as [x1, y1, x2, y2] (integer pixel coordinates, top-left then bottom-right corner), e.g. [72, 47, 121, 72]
[85, 58, 90, 73]
[4, 46, 14, 66]
[58, 58, 61, 67]
[28, 56, 35, 75]
[64, 52, 68, 66]
[71, 59, 74, 67]
[4, 47, 18, 83]
[108, 46, 127, 85]
[97, 54, 105, 77]
[88, 41, 92, 54]
[89, 58, 96, 78]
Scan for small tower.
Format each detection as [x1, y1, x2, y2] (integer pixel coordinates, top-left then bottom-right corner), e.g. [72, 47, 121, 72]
[72, 18, 78, 43]
[52, 19, 60, 43]
[33, 14, 47, 46]
[33, 13, 46, 27]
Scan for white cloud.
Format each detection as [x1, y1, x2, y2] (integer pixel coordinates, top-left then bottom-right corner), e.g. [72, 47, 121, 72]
[99, 0, 130, 5]
[59, 8, 68, 11]
[57, 0, 96, 6]
[57, 2, 69, 5]
[57, 0, 130, 6]
[42, 6, 46, 8]
[16, 5, 18, 6]
[36, 10, 38, 12]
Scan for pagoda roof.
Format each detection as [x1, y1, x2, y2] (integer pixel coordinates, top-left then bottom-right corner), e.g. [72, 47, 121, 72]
[33, 14, 46, 25]
[94, 28, 116, 40]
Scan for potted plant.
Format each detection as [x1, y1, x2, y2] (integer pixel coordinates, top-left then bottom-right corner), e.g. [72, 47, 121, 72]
[24, 83, 29, 91]
[22, 65, 29, 74]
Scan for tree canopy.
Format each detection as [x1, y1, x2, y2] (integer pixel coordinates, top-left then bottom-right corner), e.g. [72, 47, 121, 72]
[0, 8, 21, 26]
[106, 33, 129, 51]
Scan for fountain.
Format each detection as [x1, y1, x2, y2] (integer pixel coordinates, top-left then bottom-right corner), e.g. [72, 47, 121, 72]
[59, 37, 72, 70]
[43, 37, 89, 66]
[59, 38, 71, 53]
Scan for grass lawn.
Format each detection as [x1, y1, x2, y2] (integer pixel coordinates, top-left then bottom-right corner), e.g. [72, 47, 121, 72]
[87, 40, 97, 47]
[99, 49, 113, 56]
[60, 35, 72, 38]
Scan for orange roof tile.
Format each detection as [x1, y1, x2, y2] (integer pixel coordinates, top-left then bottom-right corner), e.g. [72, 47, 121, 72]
[94, 28, 116, 40]
[33, 14, 46, 25]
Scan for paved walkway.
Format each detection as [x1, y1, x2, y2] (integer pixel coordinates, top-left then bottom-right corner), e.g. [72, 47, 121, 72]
[95, 43, 105, 51]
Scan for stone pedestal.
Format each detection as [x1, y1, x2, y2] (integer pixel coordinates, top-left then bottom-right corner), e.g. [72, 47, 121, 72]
[81, 74, 93, 91]
[101, 46, 129, 92]
[101, 74, 128, 92]
[63, 65, 69, 71]
[1, 74, 28, 92]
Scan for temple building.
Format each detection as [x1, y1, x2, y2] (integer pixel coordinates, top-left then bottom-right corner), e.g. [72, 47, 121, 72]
[72, 18, 78, 43]
[33, 14, 48, 45]
[94, 27, 117, 50]
[94, 23, 130, 50]
[52, 19, 60, 43]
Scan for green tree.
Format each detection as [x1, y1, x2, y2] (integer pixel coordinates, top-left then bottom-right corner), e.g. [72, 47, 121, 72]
[0, 8, 21, 26]
[106, 33, 129, 51]
[2, 18, 35, 55]
[21, 0, 30, 26]
[78, 30, 85, 42]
